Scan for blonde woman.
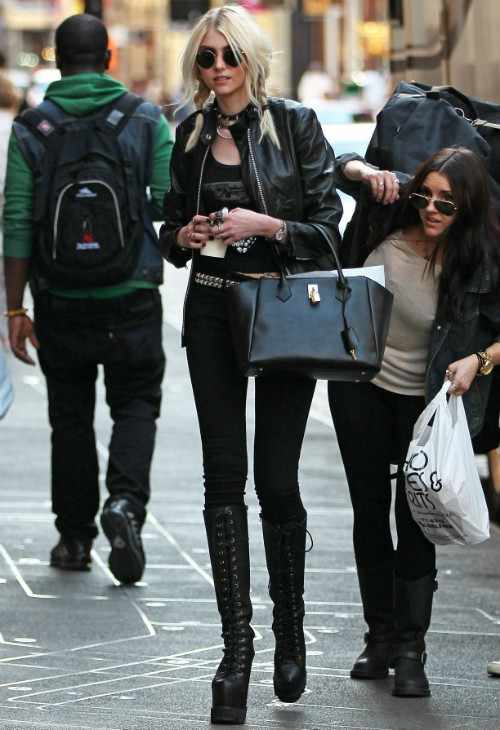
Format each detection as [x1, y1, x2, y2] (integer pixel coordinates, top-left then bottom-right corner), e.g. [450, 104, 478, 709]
[160, 4, 345, 724]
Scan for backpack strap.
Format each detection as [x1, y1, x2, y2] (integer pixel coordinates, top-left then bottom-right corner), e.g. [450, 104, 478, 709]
[15, 103, 62, 148]
[100, 92, 144, 136]
[16, 92, 144, 146]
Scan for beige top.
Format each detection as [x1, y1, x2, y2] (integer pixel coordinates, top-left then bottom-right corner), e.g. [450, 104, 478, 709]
[365, 230, 441, 396]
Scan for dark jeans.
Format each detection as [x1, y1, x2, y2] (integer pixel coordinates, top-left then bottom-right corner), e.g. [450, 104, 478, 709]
[184, 280, 315, 524]
[328, 380, 436, 581]
[35, 289, 165, 540]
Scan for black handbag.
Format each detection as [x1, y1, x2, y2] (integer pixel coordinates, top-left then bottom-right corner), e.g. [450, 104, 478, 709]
[226, 252, 393, 381]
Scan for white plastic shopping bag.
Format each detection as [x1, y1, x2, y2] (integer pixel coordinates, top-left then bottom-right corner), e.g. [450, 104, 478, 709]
[403, 381, 490, 546]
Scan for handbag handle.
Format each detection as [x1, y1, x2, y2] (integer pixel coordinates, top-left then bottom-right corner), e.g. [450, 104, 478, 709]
[275, 236, 348, 302]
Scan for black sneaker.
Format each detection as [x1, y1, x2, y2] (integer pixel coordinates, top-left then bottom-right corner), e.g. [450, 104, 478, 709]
[100, 499, 145, 584]
[50, 536, 92, 571]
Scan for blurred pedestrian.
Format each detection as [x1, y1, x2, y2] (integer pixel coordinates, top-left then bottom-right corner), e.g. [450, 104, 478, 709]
[3, 14, 172, 583]
[0, 72, 22, 348]
[160, 4, 344, 724]
[330, 147, 500, 697]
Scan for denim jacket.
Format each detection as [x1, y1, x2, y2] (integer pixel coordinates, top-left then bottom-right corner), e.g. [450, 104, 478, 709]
[426, 259, 500, 436]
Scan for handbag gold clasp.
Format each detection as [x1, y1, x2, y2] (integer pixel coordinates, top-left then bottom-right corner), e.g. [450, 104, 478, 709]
[308, 284, 320, 304]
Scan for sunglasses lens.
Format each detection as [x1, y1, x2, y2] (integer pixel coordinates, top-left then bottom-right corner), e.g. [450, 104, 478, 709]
[410, 193, 429, 210]
[434, 200, 456, 216]
[223, 49, 241, 67]
[196, 50, 215, 68]
[410, 193, 456, 216]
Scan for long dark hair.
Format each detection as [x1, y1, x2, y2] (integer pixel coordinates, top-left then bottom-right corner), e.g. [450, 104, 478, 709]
[369, 147, 500, 321]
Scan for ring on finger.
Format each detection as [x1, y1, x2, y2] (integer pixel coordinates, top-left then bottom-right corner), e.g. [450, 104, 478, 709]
[445, 369, 453, 376]
[451, 382, 457, 388]
[190, 232, 196, 242]
[378, 181, 384, 187]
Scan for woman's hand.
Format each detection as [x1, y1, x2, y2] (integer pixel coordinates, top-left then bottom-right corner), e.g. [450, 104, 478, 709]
[343, 160, 400, 204]
[206, 208, 280, 246]
[444, 355, 479, 395]
[176, 214, 213, 250]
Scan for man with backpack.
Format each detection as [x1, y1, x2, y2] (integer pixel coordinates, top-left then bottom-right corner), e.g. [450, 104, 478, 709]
[3, 14, 173, 584]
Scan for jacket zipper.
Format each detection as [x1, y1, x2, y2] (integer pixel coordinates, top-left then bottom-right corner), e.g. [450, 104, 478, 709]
[247, 129, 288, 273]
[181, 145, 210, 339]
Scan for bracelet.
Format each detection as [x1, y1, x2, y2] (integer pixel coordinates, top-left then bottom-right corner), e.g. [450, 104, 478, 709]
[3, 307, 28, 319]
[476, 350, 494, 376]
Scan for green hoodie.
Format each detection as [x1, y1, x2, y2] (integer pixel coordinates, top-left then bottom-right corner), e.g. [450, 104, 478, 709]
[4, 73, 173, 298]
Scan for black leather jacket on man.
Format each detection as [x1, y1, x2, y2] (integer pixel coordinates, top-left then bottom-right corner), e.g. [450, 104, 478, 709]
[160, 97, 343, 273]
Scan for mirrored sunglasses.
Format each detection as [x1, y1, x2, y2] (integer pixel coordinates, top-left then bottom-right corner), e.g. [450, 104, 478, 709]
[410, 193, 457, 217]
[196, 48, 242, 69]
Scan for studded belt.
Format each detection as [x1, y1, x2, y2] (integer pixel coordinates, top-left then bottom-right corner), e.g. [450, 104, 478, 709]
[194, 272, 241, 289]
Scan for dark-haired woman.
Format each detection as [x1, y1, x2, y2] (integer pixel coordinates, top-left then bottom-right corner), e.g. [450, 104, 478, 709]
[329, 147, 500, 698]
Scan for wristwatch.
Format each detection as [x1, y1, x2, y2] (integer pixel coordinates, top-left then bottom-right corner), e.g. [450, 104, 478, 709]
[273, 220, 287, 242]
[476, 350, 494, 376]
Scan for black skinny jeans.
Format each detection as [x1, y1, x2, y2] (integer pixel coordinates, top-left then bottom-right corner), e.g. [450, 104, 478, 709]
[328, 380, 436, 581]
[184, 280, 315, 524]
[35, 289, 165, 540]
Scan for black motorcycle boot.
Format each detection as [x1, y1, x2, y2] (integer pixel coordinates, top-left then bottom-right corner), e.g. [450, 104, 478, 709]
[261, 515, 308, 703]
[392, 571, 438, 697]
[350, 555, 395, 679]
[204, 505, 255, 725]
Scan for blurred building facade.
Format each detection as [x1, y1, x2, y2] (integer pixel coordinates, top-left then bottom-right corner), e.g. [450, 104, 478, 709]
[0, 0, 498, 111]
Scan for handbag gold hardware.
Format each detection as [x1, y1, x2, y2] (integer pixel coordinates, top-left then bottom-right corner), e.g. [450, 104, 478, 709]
[308, 284, 320, 303]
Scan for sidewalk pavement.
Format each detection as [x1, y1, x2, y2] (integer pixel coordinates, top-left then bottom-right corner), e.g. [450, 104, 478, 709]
[0, 264, 499, 730]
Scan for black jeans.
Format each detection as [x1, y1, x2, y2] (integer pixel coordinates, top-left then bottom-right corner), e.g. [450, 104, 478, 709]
[35, 289, 166, 540]
[328, 380, 436, 581]
[185, 280, 315, 524]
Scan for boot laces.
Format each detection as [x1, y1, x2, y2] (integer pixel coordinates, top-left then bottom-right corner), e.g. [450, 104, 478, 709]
[273, 523, 311, 661]
[215, 511, 253, 676]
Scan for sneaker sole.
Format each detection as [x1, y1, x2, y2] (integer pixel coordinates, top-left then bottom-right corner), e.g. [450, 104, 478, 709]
[50, 559, 91, 572]
[100, 509, 145, 584]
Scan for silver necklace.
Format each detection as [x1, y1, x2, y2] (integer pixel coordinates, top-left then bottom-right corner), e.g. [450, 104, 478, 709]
[216, 124, 233, 140]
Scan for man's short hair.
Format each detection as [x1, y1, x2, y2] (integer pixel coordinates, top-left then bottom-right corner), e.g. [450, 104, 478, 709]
[55, 14, 108, 68]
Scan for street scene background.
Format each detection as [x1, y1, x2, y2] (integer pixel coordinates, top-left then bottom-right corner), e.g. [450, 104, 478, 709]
[1, 265, 499, 730]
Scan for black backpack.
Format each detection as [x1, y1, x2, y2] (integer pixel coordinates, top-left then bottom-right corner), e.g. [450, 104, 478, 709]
[17, 92, 144, 287]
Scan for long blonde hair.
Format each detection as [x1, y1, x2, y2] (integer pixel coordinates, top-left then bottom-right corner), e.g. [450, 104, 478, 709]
[179, 4, 279, 151]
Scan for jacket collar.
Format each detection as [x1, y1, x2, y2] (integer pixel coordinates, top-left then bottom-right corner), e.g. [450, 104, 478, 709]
[199, 101, 261, 145]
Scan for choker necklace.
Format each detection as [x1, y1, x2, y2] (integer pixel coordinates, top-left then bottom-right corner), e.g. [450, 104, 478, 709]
[216, 124, 233, 140]
[217, 109, 241, 123]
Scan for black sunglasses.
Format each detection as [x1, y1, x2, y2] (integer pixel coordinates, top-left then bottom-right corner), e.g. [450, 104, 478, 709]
[410, 193, 457, 217]
[196, 48, 242, 69]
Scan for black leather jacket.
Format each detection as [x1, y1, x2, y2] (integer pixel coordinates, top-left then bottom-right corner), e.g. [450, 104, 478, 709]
[160, 97, 343, 273]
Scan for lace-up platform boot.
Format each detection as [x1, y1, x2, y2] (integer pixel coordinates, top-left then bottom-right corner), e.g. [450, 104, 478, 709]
[350, 556, 395, 679]
[392, 571, 438, 697]
[261, 515, 308, 703]
[204, 505, 255, 725]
